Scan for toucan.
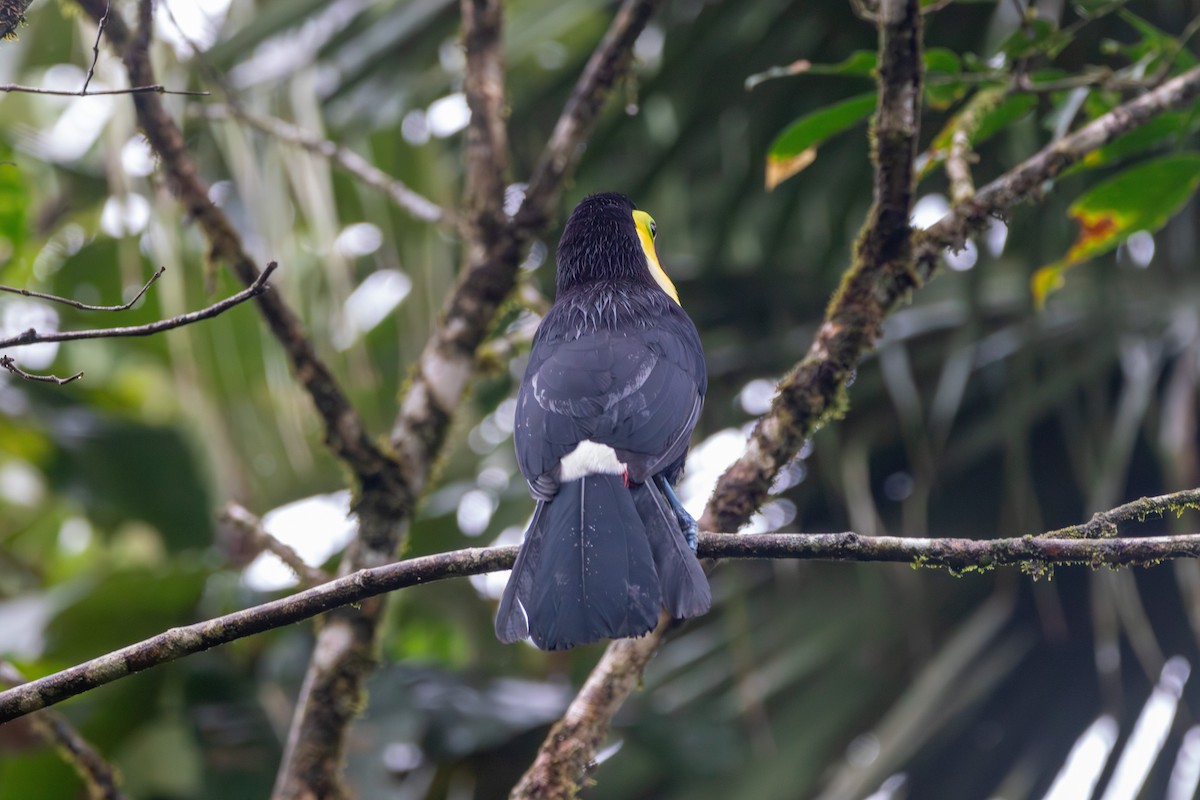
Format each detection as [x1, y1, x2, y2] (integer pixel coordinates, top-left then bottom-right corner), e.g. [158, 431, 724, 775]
[495, 192, 711, 651]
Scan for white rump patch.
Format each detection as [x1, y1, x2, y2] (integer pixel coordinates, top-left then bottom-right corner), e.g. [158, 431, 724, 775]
[559, 441, 626, 482]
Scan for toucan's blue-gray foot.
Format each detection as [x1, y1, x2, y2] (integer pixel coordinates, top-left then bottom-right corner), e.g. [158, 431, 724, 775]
[656, 475, 698, 551]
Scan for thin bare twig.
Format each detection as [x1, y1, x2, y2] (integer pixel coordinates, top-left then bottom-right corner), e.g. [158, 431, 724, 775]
[0, 663, 127, 799]
[221, 503, 330, 588]
[81, 0, 110, 95]
[0, 266, 165, 311]
[0, 83, 208, 96]
[5, 514, 1200, 725]
[0, 356, 83, 384]
[0, 262, 276, 349]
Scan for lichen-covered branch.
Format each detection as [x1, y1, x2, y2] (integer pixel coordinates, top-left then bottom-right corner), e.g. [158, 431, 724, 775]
[1043, 488, 1200, 539]
[946, 127, 974, 204]
[706, 0, 923, 537]
[5, 518, 1200, 725]
[0, 0, 32, 39]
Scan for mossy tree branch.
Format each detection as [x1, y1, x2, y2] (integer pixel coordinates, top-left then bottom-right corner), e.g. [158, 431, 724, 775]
[5, 498, 1200, 725]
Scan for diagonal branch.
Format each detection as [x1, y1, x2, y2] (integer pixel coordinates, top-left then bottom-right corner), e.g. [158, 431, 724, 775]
[916, 61, 1200, 278]
[5, 516, 1200, 725]
[706, 0, 923, 537]
[274, 1, 668, 796]
[81, 0, 109, 95]
[515, 0, 665, 232]
[272, 1, 514, 795]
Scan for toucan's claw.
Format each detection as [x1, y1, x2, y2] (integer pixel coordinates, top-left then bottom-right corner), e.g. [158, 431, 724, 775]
[683, 518, 698, 551]
[656, 475, 699, 552]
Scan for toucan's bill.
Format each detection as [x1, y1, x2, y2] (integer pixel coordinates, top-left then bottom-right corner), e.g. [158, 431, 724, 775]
[495, 192, 711, 651]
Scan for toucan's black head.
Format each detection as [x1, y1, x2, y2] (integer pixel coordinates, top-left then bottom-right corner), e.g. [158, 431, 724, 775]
[555, 193, 679, 303]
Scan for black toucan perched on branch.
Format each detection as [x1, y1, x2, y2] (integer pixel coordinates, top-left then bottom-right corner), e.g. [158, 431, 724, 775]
[495, 192, 711, 651]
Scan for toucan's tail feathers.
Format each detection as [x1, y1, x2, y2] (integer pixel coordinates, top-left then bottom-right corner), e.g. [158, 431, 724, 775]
[632, 481, 712, 619]
[494, 503, 545, 644]
[507, 475, 662, 650]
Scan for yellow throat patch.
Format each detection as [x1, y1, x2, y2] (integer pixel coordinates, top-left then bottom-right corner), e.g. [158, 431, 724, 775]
[632, 209, 679, 305]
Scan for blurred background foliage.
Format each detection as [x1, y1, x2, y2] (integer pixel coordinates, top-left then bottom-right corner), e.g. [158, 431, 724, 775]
[3, 0, 1200, 798]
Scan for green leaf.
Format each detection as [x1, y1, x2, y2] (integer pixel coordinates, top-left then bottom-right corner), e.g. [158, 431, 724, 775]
[923, 47, 967, 109]
[748, 48, 965, 92]
[1032, 154, 1200, 306]
[1115, 10, 1199, 71]
[998, 18, 1072, 60]
[924, 47, 961, 75]
[765, 93, 876, 190]
[745, 51, 876, 90]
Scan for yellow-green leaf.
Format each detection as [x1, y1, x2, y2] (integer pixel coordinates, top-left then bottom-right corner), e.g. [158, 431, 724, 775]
[920, 89, 1035, 181]
[1032, 154, 1200, 307]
